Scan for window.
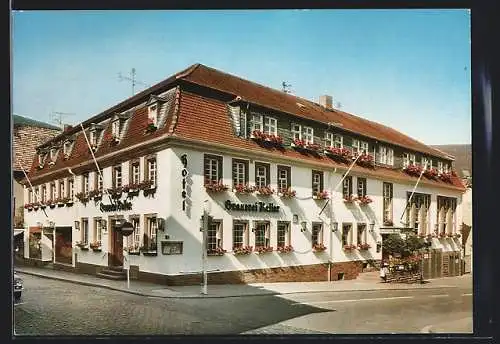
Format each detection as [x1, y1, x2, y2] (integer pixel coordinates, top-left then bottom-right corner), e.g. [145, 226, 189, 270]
[311, 223, 323, 246]
[342, 176, 353, 199]
[144, 215, 158, 250]
[28, 188, 33, 203]
[377, 146, 394, 165]
[291, 123, 302, 140]
[35, 187, 40, 203]
[233, 220, 249, 248]
[277, 165, 291, 191]
[437, 196, 457, 235]
[403, 153, 416, 167]
[232, 159, 249, 187]
[50, 182, 56, 200]
[443, 163, 450, 174]
[312, 170, 324, 194]
[207, 220, 223, 252]
[204, 154, 223, 185]
[334, 134, 343, 148]
[148, 104, 158, 126]
[130, 161, 140, 185]
[421, 156, 429, 169]
[406, 192, 431, 234]
[68, 179, 74, 199]
[325, 132, 334, 147]
[93, 217, 102, 243]
[254, 221, 270, 248]
[145, 157, 157, 186]
[326, 133, 344, 148]
[342, 223, 352, 246]
[112, 165, 122, 188]
[111, 120, 120, 139]
[38, 153, 45, 166]
[255, 162, 270, 188]
[41, 185, 47, 202]
[303, 126, 314, 144]
[357, 224, 367, 245]
[353, 139, 369, 155]
[82, 173, 90, 194]
[277, 221, 291, 248]
[59, 180, 65, 199]
[89, 130, 98, 147]
[357, 178, 367, 197]
[264, 117, 277, 136]
[81, 218, 89, 244]
[383, 182, 393, 224]
[126, 217, 141, 252]
[63, 141, 72, 156]
[50, 148, 57, 161]
[95, 172, 103, 192]
[252, 114, 263, 132]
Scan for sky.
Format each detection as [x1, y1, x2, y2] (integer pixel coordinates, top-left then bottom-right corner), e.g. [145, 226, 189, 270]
[11, 10, 471, 145]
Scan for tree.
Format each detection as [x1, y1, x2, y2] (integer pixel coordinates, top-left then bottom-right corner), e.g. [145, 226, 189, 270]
[382, 234, 406, 257]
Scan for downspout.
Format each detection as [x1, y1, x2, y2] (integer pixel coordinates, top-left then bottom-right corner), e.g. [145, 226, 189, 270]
[329, 167, 337, 282]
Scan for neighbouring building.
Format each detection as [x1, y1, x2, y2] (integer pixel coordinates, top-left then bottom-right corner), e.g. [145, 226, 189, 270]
[13, 115, 61, 257]
[20, 63, 466, 284]
[431, 144, 472, 273]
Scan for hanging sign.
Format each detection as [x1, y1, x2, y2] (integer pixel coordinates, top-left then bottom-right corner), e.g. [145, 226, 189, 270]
[225, 200, 280, 213]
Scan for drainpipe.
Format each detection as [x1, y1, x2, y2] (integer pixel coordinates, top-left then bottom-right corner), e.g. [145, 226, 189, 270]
[329, 168, 337, 282]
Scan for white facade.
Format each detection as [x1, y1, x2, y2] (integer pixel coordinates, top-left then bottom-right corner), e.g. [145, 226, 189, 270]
[23, 145, 464, 278]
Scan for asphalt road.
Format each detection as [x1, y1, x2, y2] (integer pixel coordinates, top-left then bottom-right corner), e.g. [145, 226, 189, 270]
[14, 275, 472, 335]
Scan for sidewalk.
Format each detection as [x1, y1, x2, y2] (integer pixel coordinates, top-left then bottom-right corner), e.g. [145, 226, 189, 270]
[421, 317, 473, 333]
[15, 265, 469, 299]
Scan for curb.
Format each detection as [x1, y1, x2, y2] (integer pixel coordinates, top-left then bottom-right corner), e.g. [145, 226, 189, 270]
[420, 325, 434, 333]
[16, 270, 456, 299]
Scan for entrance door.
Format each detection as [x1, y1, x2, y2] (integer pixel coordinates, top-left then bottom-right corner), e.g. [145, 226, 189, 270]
[109, 220, 124, 267]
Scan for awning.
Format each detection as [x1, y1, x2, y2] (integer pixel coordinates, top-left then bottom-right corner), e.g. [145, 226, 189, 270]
[13, 229, 24, 237]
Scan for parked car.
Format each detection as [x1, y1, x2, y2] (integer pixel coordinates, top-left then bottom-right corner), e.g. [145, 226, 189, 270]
[14, 272, 23, 301]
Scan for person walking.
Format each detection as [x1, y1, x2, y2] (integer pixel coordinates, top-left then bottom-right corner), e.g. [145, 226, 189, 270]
[380, 262, 388, 282]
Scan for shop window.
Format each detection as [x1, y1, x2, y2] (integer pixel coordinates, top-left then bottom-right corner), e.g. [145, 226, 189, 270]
[342, 176, 353, 199]
[255, 162, 270, 188]
[277, 221, 291, 248]
[342, 223, 352, 246]
[232, 220, 249, 249]
[437, 196, 457, 235]
[254, 221, 270, 248]
[311, 223, 324, 246]
[204, 154, 223, 185]
[406, 192, 431, 233]
[143, 215, 158, 251]
[232, 159, 249, 188]
[207, 220, 223, 252]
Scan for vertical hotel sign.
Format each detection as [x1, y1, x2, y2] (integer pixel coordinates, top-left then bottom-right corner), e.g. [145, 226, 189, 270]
[181, 154, 188, 212]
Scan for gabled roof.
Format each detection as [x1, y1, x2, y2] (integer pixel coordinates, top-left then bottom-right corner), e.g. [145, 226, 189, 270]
[13, 114, 61, 130]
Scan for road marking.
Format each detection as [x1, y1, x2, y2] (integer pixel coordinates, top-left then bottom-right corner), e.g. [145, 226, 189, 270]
[429, 294, 449, 298]
[14, 302, 26, 306]
[292, 296, 414, 306]
[462, 293, 472, 296]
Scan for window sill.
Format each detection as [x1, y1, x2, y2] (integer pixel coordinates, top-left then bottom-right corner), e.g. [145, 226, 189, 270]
[142, 251, 158, 257]
[143, 187, 157, 197]
[79, 247, 89, 251]
[128, 251, 141, 256]
[91, 248, 102, 252]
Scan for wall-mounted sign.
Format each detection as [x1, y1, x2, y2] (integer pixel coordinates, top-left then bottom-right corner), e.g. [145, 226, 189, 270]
[225, 200, 280, 213]
[181, 154, 188, 212]
[100, 200, 132, 212]
[161, 241, 183, 255]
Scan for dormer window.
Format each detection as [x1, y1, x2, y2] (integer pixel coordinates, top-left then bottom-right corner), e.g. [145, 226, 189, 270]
[303, 126, 314, 144]
[353, 139, 369, 156]
[403, 153, 416, 167]
[90, 130, 97, 147]
[50, 148, 57, 161]
[63, 140, 73, 159]
[325, 132, 343, 148]
[251, 114, 263, 133]
[263, 117, 277, 136]
[111, 120, 121, 140]
[291, 123, 301, 140]
[38, 153, 46, 166]
[88, 123, 103, 150]
[148, 104, 158, 127]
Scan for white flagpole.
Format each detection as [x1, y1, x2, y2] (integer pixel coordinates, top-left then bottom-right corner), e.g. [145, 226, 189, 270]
[18, 162, 48, 218]
[400, 162, 428, 226]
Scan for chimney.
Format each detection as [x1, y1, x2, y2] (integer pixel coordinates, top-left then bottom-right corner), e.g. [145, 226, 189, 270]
[319, 95, 333, 110]
[63, 124, 73, 132]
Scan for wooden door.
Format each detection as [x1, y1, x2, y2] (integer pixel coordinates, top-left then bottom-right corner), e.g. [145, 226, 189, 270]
[109, 220, 124, 267]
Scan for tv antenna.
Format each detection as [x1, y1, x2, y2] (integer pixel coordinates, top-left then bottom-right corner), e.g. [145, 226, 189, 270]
[118, 68, 150, 96]
[50, 111, 75, 130]
[282, 81, 292, 94]
[334, 101, 342, 109]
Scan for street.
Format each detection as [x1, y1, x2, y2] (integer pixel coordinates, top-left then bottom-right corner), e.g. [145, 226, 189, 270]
[14, 275, 472, 335]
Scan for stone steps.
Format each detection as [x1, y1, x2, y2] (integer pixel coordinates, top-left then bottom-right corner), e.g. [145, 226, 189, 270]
[97, 266, 127, 281]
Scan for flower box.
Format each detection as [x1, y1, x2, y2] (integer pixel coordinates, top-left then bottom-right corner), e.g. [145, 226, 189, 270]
[278, 188, 296, 199]
[75, 192, 89, 204]
[313, 190, 329, 200]
[290, 139, 306, 149]
[403, 164, 423, 177]
[233, 246, 253, 255]
[276, 245, 294, 253]
[357, 243, 371, 250]
[438, 232, 447, 238]
[75, 241, 89, 250]
[439, 172, 453, 183]
[107, 186, 123, 199]
[383, 220, 394, 227]
[268, 134, 283, 146]
[304, 143, 321, 152]
[89, 241, 101, 250]
[233, 184, 255, 194]
[255, 246, 274, 254]
[418, 233, 427, 238]
[256, 186, 274, 196]
[356, 195, 373, 205]
[250, 130, 266, 141]
[356, 153, 374, 168]
[343, 195, 356, 203]
[88, 190, 102, 200]
[343, 244, 356, 251]
[205, 182, 229, 193]
[313, 243, 327, 252]
[207, 247, 227, 256]
[140, 242, 158, 256]
[144, 121, 157, 134]
[423, 168, 439, 179]
[324, 147, 352, 162]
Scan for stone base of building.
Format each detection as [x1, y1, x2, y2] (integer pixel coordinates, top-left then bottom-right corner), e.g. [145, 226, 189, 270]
[386, 271, 423, 284]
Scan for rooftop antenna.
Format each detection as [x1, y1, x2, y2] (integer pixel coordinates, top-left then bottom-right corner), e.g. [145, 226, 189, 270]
[334, 101, 342, 109]
[282, 81, 292, 94]
[118, 68, 150, 96]
[50, 111, 75, 130]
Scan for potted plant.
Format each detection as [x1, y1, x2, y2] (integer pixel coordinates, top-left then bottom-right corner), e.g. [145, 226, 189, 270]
[313, 243, 327, 252]
[47, 199, 56, 208]
[140, 241, 158, 256]
[255, 246, 274, 254]
[256, 186, 274, 196]
[423, 168, 439, 179]
[233, 184, 255, 194]
[356, 195, 373, 205]
[268, 134, 283, 146]
[88, 189, 102, 201]
[324, 147, 352, 162]
[89, 241, 101, 251]
[233, 246, 253, 255]
[343, 194, 356, 203]
[356, 153, 375, 168]
[403, 164, 423, 177]
[343, 244, 356, 251]
[107, 186, 123, 199]
[305, 142, 321, 152]
[290, 139, 306, 149]
[439, 172, 453, 183]
[250, 130, 266, 141]
[277, 245, 294, 253]
[144, 118, 157, 134]
[75, 192, 89, 204]
[357, 243, 371, 250]
[207, 247, 227, 256]
[205, 181, 229, 193]
[278, 188, 296, 199]
[24, 203, 34, 211]
[313, 190, 329, 200]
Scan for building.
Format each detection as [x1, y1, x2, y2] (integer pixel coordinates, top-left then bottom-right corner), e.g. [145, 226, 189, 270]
[431, 144, 472, 273]
[21, 63, 465, 284]
[13, 115, 61, 257]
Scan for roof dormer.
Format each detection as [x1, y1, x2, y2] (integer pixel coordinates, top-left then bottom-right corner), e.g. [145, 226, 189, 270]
[145, 95, 167, 129]
[36, 148, 48, 169]
[88, 123, 104, 151]
[63, 137, 75, 160]
[110, 112, 132, 144]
